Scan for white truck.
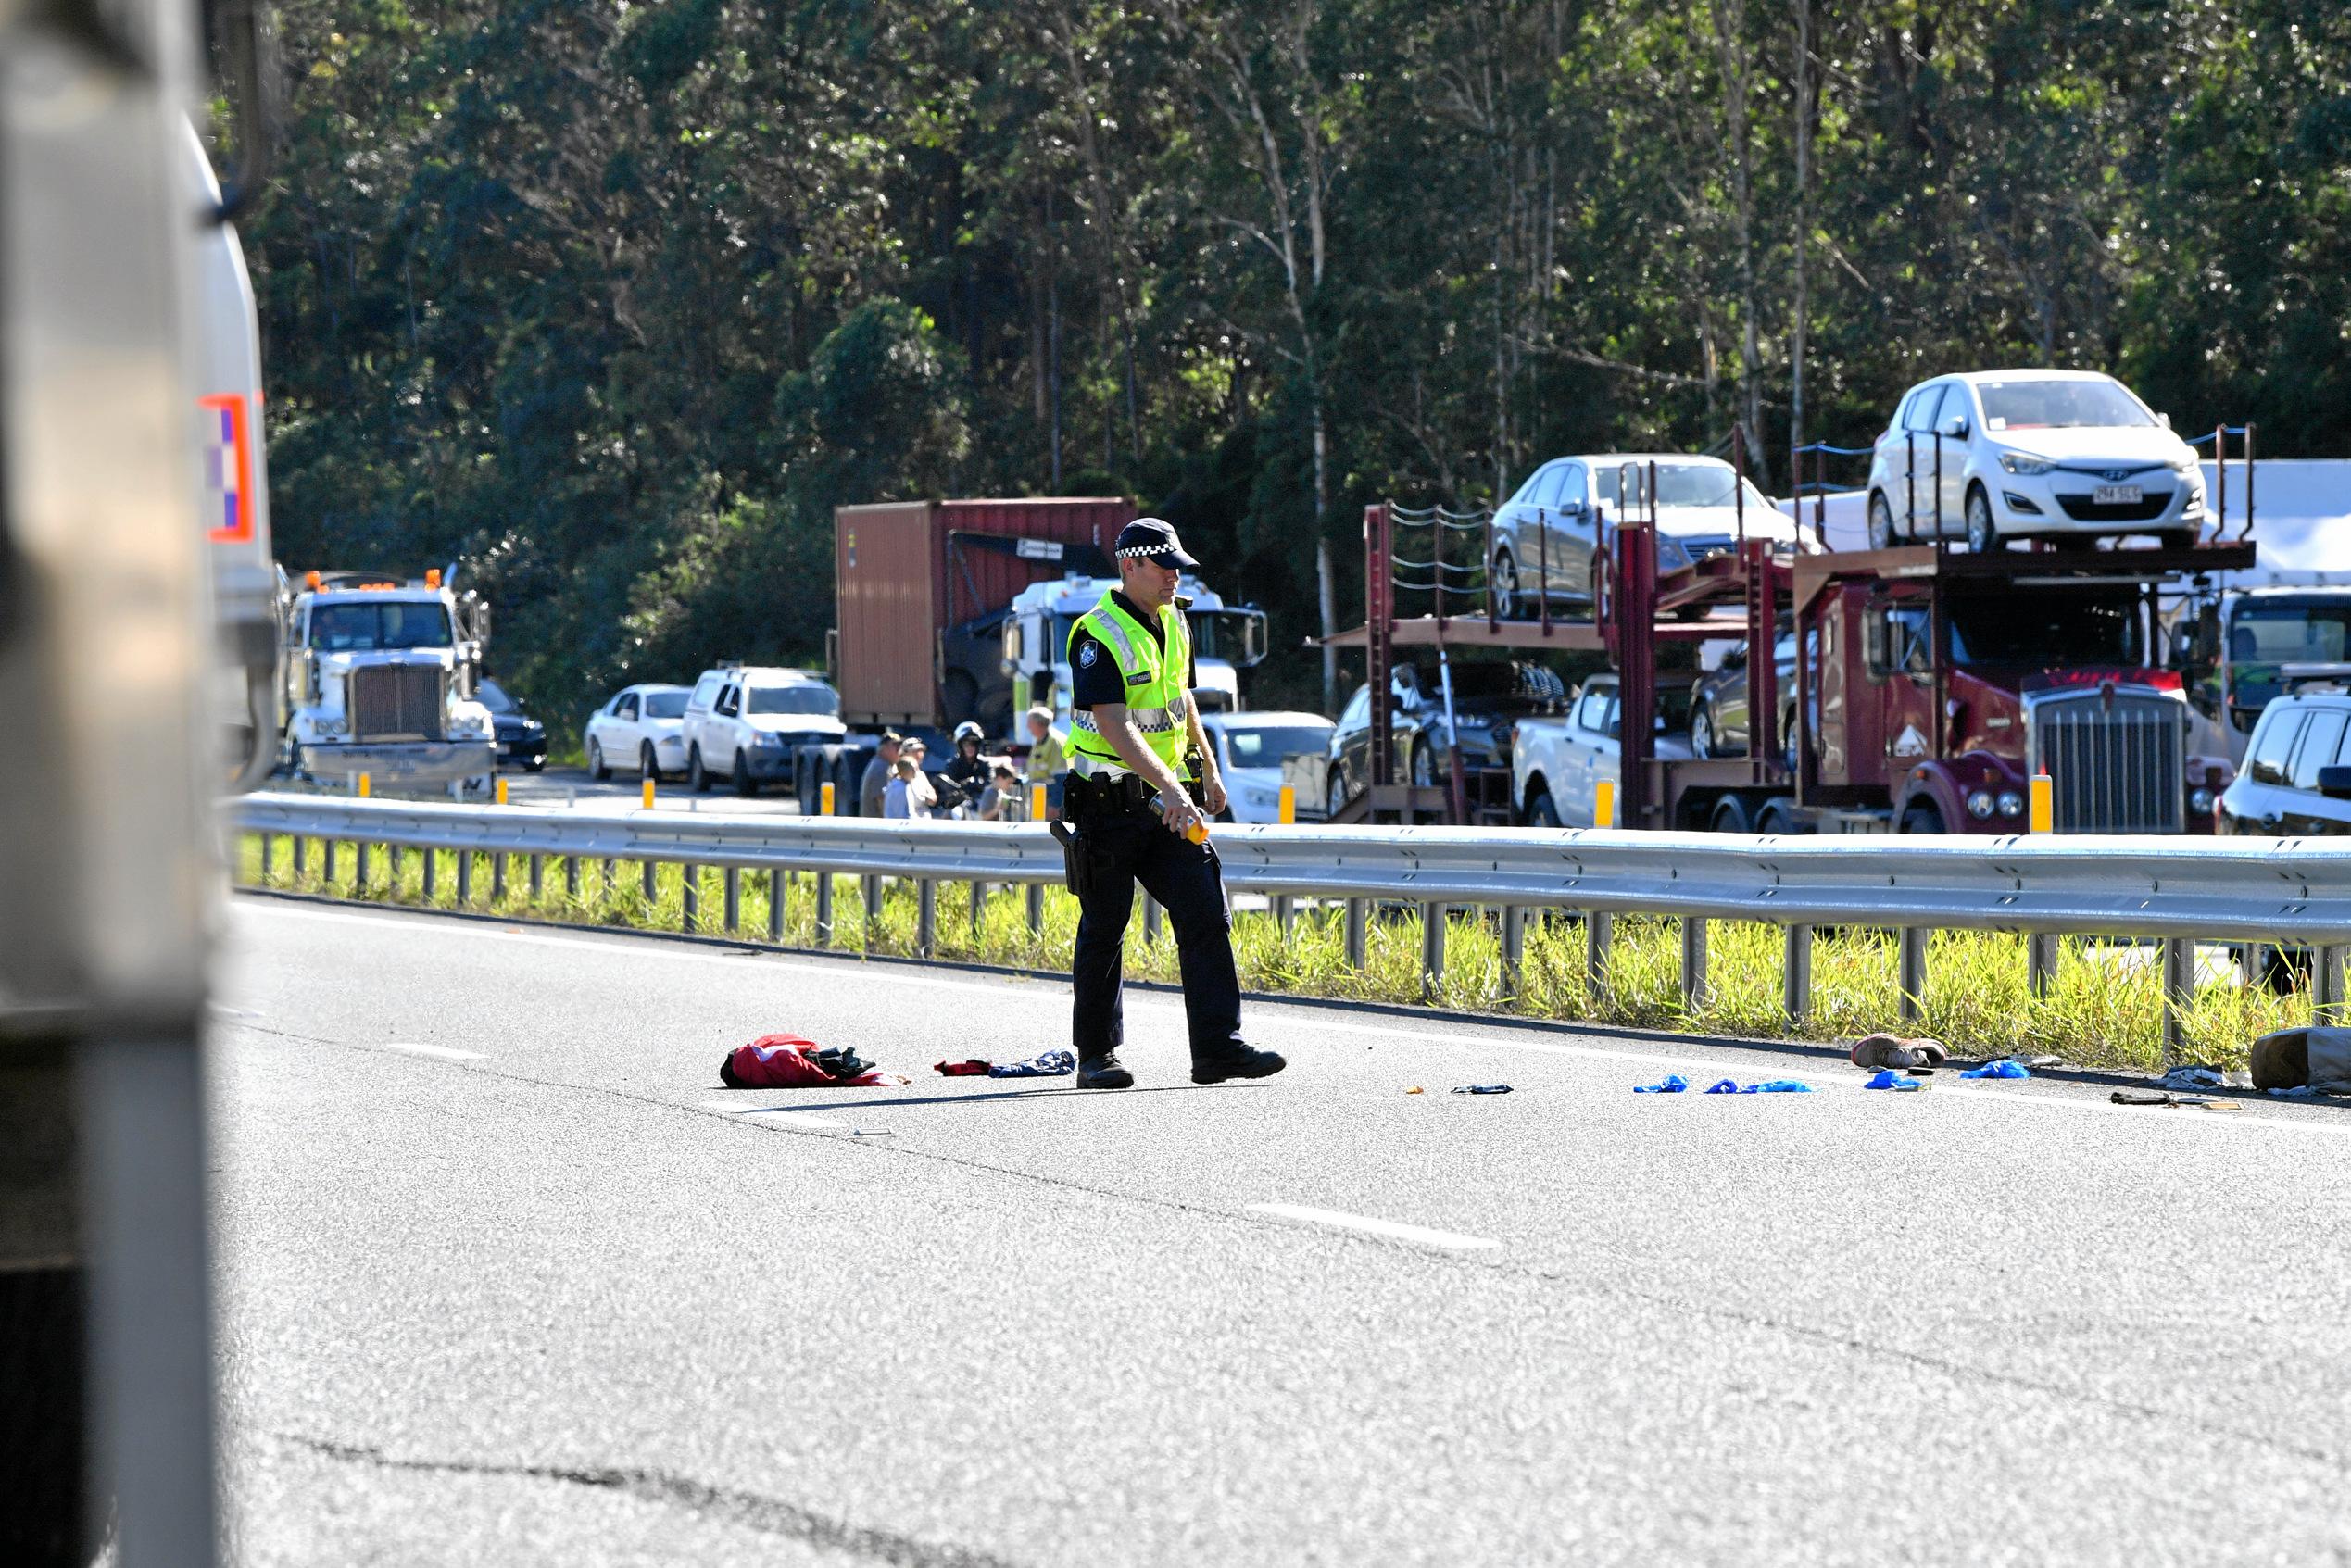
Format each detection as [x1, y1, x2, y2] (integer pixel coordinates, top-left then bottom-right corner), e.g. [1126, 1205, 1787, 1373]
[279, 568, 497, 793]
[1510, 674, 1696, 827]
[998, 572, 1268, 722]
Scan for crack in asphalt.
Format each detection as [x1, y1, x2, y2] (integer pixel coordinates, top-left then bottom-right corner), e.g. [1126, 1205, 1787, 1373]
[223, 1020, 2345, 1478]
[284, 1434, 1029, 1568]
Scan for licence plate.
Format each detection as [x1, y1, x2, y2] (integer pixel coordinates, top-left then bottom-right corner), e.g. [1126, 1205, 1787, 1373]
[2093, 484, 2143, 505]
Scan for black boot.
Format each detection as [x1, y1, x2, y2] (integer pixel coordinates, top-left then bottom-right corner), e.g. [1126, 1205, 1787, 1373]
[1078, 1051, 1134, 1090]
[1191, 1043, 1286, 1085]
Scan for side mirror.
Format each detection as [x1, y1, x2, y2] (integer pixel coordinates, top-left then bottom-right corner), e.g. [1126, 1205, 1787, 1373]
[2318, 764, 2351, 802]
[2157, 412, 2174, 431]
[1939, 414, 1970, 441]
[1560, 498, 1588, 519]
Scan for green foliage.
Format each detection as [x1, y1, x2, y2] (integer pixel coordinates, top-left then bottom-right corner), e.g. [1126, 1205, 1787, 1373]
[241, 0, 2351, 730]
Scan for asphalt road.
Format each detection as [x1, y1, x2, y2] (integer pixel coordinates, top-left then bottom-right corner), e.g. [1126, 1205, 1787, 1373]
[500, 763, 811, 814]
[209, 897, 2351, 1566]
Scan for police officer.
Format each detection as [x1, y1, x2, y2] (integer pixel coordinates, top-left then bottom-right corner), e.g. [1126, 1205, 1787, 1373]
[1061, 518, 1286, 1090]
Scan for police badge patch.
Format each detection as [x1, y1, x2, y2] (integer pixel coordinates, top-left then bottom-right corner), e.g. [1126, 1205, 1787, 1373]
[1078, 642, 1099, 668]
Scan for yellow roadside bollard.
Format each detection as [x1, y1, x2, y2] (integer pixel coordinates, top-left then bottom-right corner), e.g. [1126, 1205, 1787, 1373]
[821, 781, 836, 816]
[358, 771, 371, 798]
[1030, 784, 1047, 820]
[642, 776, 656, 809]
[2030, 771, 2054, 834]
[1278, 784, 1296, 824]
[1595, 777, 1616, 829]
[495, 776, 509, 806]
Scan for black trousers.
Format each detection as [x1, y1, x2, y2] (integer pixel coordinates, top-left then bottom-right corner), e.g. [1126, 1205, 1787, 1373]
[1069, 808, 1244, 1061]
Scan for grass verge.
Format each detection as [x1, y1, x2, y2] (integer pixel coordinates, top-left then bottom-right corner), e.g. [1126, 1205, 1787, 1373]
[233, 833, 2314, 1073]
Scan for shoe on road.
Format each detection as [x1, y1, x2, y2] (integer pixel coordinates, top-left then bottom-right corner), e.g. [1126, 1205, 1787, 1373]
[1192, 1044, 1287, 1085]
[1078, 1052, 1135, 1090]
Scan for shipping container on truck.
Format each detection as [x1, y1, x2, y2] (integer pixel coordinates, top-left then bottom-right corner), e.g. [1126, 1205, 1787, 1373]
[831, 497, 1132, 736]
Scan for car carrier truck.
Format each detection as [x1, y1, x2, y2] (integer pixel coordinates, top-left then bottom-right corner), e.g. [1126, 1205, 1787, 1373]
[1511, 531, 2257, 834]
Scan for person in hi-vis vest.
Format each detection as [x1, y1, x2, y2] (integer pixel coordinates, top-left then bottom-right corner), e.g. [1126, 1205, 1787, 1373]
[1054, 519, 1286, 1090]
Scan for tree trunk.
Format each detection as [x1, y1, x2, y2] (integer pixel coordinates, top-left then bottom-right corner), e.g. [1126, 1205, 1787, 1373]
[1789, 0, 1812, 490]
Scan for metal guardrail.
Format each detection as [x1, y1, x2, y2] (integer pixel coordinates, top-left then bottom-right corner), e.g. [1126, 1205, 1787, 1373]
[226, 792, 2351, 1050]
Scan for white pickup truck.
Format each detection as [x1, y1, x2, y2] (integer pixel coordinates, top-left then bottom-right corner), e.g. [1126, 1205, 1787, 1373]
[1510, 674, 1695, 826]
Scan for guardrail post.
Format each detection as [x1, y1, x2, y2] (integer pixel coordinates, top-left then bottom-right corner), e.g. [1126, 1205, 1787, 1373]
[529, 853, 545, 899]
[1898, 927, 1929, 1021]
[682, 865, 699, 932]
[917, 879, 937, 958]
[292, 834, 307, 882]
[386, 844, 403, 886]
[1143, 893, 1163, 947]
[1680, 917, 1710, 1010]
[353, 837, 370, 896]
[1782, 924, 1813, 1025]
[2161, 936, 2196, 1062]
[456, 847, 472, 907]
[1420, 901, 1446, 1001]
[768, 872, 786, 942]
[258, 832, 274, 884]
[969, 881, 986, 937]
[565, 855, 580, 899]
[1345, 898, 1367, 968]
[862, 875, 882, 931]
[322, 835, 340, 887]
[1273, 895, 1295, 940]
[2028, 932, 2058, 997]
[723, 867, 741, 933]
[815, 873, 835, 948]
[1025, 881, 1045, 936]
[491, 850, 508, 904]
[421, 846, 437, 900]
[1501, 906, 1525, 1000]
[1587, 910, 1613, 1000]
[2317, 945, 2348, 1023]
[641, 859, 657, 903]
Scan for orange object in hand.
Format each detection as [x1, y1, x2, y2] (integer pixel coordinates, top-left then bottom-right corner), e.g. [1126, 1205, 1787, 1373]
[1150, 794, 1210, 845]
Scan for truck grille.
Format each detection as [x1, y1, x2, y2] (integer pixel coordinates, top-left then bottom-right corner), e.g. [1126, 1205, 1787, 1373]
[2029, 691, 2184, 833]
[348, 664, 445, 741]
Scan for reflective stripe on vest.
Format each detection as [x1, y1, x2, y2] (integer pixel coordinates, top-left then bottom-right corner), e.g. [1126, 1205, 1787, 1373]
[1065, 591, 1192, 777]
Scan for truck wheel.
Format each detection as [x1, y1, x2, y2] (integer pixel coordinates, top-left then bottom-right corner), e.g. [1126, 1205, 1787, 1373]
[1524, 790, 1561, 828]
[1710, 795, 1754, 834]
[735, 759, 760, 797]
[1326, 770, 1351, 820]
[688, 746, 710, 793]
[1754, 799, 1804, 835]
[1867, 492, 1898, 551]
[1691, 704, 1718, 759]
[1899, 801, 1946, 834]
[587, 739, 610, 781]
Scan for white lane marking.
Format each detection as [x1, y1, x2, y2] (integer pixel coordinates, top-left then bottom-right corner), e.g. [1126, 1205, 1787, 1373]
[1249, 1202, 1499, 1252]
[238, 901, 2351, 1139]
[379, 1041, 484, 1061]
[699, 1101, 849, 1130]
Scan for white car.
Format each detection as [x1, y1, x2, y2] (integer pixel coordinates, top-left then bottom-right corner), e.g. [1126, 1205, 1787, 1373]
[585, 683, 689, 781]
[1200, 710, 1336, 823]
[1865, 369, 2208, 554]
[1488, 453, 1800, 619]
[680, 664, 847, 797]
[1510, 674, 1694, 827]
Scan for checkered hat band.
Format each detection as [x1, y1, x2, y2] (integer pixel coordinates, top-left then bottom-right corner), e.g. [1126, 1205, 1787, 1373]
[1116, 544, 1178, 558]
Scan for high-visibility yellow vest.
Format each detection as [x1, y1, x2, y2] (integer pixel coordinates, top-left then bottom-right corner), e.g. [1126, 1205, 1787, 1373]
[1065, 592, 1193, 779]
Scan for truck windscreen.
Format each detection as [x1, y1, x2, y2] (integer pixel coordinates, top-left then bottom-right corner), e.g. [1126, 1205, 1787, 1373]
[1941, 593, 2145, 668]
[2225, 603, 2351, 717]
[310, 601, 453, 652]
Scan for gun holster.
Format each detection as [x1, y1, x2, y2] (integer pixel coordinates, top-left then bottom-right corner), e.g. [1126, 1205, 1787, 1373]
[1050, 818, 1091, 898]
